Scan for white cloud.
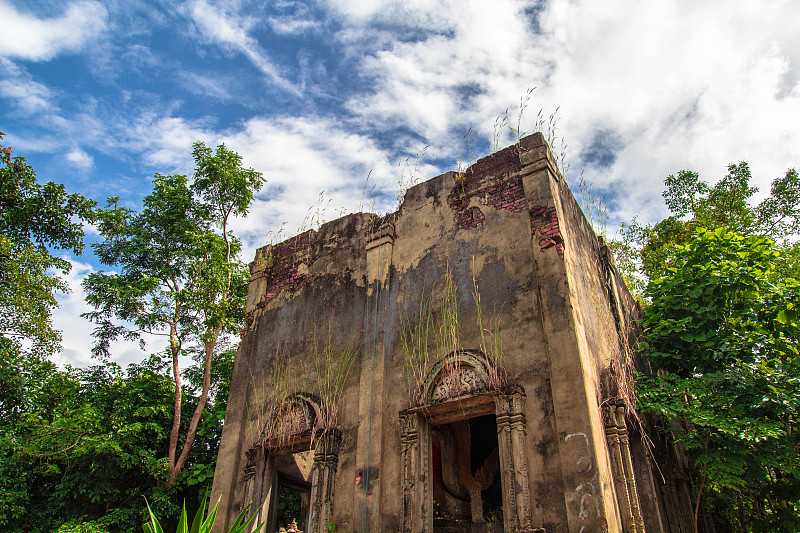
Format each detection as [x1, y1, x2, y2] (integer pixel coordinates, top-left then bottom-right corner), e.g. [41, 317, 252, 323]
[188, 0, 302, 96]
[51, 259, 166, 369]
[66, 148, 94, 169]
[219, 116, 420, 257]
[322, 0, 800, 225]
[5, 0, 798, 263]
[180, 71, 234, 102]
[0, 77, 53, 114]
[113, 112, 416, 262]
[532, 0, 800, 222]
[267, 18, 318, 35]
[332, 0, 545, 150]
[127, 115, 213, 171]
[0, 0, 107, 61]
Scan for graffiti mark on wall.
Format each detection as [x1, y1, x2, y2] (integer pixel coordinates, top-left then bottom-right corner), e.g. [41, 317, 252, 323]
[565, 432, 604, 524]
[565, 432, 593, 473]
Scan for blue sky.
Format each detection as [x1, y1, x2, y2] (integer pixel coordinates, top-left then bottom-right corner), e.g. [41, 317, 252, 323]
[2, 0, 799, 367]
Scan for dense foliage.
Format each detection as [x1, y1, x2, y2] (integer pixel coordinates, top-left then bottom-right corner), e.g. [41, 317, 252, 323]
[0, 352, 232, 533]
[0, 133, 95, 358]
[638, 228, 800, 531]
[625, 162, 800, 531]
[0, 137, 244, 531]
[614, 163, 800, 296]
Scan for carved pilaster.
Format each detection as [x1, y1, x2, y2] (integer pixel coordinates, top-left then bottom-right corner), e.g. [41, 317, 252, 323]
[308, 433, 341, 533]
[400, 411, 431, 533]
[604, 404, 645, 533]
[495, 392, 533, 532]
[603, 405, 635, 532]
[611, 407, 643, 533]
[400, 411, 418, 533]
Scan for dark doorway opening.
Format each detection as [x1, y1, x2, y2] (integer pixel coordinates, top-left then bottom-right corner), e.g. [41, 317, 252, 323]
[270, 449, 313, 533]
[432, 414, 503, 532]
[274, 482, 310, 532]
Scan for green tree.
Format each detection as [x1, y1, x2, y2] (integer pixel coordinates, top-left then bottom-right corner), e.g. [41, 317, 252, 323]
[83, 143, 263, 484]
[0, 354, 231, 533]
[614, 163, 800, 292]
[637, 227, 800, 532]
[0, 132, 95, 357]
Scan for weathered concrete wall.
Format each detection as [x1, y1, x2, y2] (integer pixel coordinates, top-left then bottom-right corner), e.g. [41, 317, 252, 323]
[211, 133, 678, 533]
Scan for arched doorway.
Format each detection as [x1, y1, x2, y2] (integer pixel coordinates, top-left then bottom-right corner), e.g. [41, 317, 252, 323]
[399, 350, 533, 532]
[242, 393, 340, 533]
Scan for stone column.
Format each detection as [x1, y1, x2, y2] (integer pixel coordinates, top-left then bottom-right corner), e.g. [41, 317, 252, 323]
[495, 391, 533, 532]
[615, 406, 645, 533]
[662, 476, 686, 533]
[353, 218, 395, 531]
[603, 405, 635, 532]
[400, 411, 431, 533]
[308, 433, 341, 533]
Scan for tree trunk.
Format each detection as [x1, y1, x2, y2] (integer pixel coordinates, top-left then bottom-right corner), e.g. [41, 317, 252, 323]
[167, 333, 217, 485]
[694, 472, 706, 533]
[167, 325, 182, 472]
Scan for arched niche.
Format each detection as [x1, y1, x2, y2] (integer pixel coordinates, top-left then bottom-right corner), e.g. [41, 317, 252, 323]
[243, 392, 340, 533]
[260, 392, 323, 453]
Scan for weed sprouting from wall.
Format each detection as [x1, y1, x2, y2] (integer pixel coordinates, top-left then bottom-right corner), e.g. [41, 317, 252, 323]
[531, 105, 571, 178]
[251, 320, 359, 449]
[511, 86, 536, 145]
[399, 264, 460, 405]
[358, 170, 380, 215]
[253, 342, 294, 447]
[492, 109, 510, 153]
[455, 128, 474, 173]
[310, 318, 360, 435]
[298, 191, 332, 234]
[396, 145, 429, 207]
[436, 266, 464, 399]
[487, 87, 573, 179]
[595, 254, 639, 420]
[400, 262, 506, 407]
[471, 257, 506, 391]
[438, 266, 460, 359]
[571, 171, 610, 238]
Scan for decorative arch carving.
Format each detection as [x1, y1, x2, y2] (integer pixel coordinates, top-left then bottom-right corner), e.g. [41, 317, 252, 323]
[260, 392, 323, 451]
[421, 349, 499, 405]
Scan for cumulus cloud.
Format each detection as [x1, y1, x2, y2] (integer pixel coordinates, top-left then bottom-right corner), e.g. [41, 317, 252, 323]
[339, 0, 537, 147]
[215, 116, 431, 258]
[532, 0, 800, 222]
[106, 111, 417, 260]
[65, 148, 94, 169]
[0, 0, 107, 61]
[126, 115, 213, 171]
[320, 0, 800, 225]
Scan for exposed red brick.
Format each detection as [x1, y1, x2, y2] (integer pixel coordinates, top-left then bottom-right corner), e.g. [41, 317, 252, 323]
[457, 206, 486, 229]
[530, 206, 564, 258]
[259, 229, 317, 305]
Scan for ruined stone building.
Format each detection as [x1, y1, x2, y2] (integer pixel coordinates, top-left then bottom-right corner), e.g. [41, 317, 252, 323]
[210, 134, 695, 532]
